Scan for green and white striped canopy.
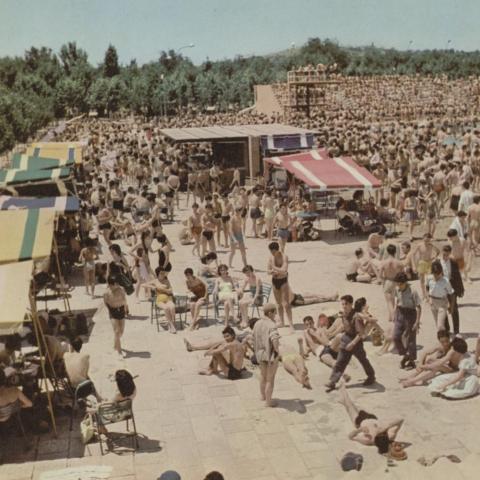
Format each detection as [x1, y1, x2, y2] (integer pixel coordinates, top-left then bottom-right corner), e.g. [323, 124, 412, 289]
[10, 153, 75, 170]
[0, 167, 71, 185]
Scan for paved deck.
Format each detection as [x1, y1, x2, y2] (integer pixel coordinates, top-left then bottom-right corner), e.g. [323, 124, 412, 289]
[1, 195, 480, 480]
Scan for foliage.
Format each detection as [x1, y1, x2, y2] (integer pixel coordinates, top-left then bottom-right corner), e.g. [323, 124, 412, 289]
[2, 38, 480, 152]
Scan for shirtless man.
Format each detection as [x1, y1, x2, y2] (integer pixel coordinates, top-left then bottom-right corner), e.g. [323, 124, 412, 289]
[467, 195, 480, 252]
[220, 195, 233, 248]
[78, 238, 98, 297]
[338, 381, 404, 454]
[380, 244, 405, 323]
[399, 330, 451, 386]
[184, 268, 208, 330]
[201, 204, 217, 257]
[103, 275, 129, 355]
[400, 336, 466, 388]
[301, 314, 352, 382]
[447, 228, 467, 274]
[249, 189, 262, 238]
[412, 233, 440, 299]
[267, 242, 293, 332]
[346, 248, 376, 283]
[188, 203, 203, 256]
[432, 163, 447, 216]
[228, 208, 248, 268]
[274, 204, 291, 252]
[200, 326, 246, 380]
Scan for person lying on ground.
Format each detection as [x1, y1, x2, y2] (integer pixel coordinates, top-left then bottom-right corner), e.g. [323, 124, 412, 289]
[279, 338, 312, 389]
[338, 381, 404, 454]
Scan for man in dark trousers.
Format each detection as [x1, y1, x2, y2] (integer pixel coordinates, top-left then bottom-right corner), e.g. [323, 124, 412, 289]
[439, 245, 464, 334]
[392, 272, 422, 370]
[325, 295, 376, 392]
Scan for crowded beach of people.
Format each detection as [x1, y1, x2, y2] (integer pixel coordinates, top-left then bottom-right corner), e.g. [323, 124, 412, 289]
[2, 69, 480, 479]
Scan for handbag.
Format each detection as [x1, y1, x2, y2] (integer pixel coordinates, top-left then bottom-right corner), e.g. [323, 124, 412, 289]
[80, 413, 95, 444]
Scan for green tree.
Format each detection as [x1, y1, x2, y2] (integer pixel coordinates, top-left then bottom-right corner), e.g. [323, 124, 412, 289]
[104, 44, 120, 77]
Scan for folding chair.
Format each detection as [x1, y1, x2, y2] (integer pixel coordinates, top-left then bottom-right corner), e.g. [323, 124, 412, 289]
[0, 400, 27, 449]
[69, 379, 95, 431]
[250, 284, 272, 318]
[94, 399, 139, 455]
[150, 290, 186, 331]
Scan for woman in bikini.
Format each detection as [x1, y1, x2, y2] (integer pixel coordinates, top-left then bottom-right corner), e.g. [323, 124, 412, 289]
[267, 241, 293, 333]
[262, 190, 276, 240]
[338, 381, 404, 455]
[144, 269, 177, 334]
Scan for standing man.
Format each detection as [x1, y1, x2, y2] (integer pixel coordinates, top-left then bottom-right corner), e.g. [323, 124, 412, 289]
[253, 304, 280, 407]
[103, 275, 128, 356]
[426, 260, 454, 332]
[392, 272, 422, 370]
[439, 245, 464, 334]
[325, 295, 376, 392]
[379, 244, 405, 323]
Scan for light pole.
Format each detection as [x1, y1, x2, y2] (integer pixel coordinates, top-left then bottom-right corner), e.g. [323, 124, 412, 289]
[446, 39, 452, 50]
[408, 40, 413, 50]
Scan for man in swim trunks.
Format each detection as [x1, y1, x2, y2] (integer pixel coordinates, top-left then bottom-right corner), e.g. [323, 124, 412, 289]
[201, 203, 217, 257]
[274, 204, 291, 252]
[379, 244, 405, 323]
[412, 233, 440, 299]
[201, 326, 246, 380]
[228, 208, 248, 268]
[267, 241, 293, 332]
[188, 203, 203, 256]
[467, 195, 480, 252]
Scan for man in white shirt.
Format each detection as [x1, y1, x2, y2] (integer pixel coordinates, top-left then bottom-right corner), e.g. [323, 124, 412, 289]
[449, 211, 468, 240]
[458, 181, 474, 213]
[426, 260, 454, 331]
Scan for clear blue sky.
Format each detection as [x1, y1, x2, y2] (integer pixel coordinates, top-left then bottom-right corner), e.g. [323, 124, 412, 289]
[0, 0, 478, 65]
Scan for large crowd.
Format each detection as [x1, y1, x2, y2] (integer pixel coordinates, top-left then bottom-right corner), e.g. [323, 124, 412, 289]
[2, 72, 480, 471]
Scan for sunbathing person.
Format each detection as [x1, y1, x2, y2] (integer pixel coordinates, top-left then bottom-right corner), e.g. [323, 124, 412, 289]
[199, 326, 246, 380]
[279, 339, 312, 389]
[288, 288, 339, 307]
[428, 337, 479, 399]
[346, 248, 377, 283]
[338, 381, 404, 454]
[400, 336, 465, 388]
[300, 314, 351, 382]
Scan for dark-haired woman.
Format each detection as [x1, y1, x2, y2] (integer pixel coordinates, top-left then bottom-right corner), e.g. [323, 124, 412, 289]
[338, 381, 404, 454]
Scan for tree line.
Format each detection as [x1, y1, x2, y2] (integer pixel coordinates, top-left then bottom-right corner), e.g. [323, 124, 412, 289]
[1, 38, 480, 153]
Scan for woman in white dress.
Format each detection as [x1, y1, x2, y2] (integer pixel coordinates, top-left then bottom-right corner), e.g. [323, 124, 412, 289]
[428, 337, 479, 399]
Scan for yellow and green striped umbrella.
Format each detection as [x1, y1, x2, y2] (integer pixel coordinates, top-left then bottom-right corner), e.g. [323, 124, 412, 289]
[0, 209, 55, 264]
[11, 153, 74, 170]
[0, 260, 33, 334]
[28, 142, 84, 165]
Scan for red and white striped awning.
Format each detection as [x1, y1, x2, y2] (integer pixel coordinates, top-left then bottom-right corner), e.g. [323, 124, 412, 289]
[264, 150, 381, 190]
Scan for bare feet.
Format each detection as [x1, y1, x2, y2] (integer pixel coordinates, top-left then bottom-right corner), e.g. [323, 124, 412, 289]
[184, 339, 193, 352]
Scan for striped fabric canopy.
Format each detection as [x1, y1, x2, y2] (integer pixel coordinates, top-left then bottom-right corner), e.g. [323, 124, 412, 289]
[27, 142, 83, 165]
[0, 195, 79, 212]
[264, 150, 381, 190]
[11, 153, 75, 170]
[0, 260, 34, 334]
[0, 167, 71, 185]
[0, 209, 55, 264]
